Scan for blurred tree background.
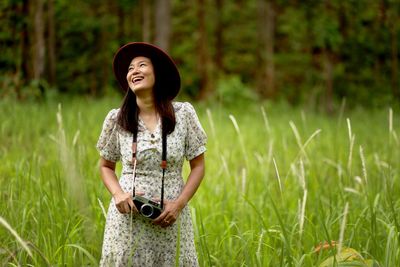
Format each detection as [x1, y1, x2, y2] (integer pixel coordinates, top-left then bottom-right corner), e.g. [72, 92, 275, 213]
[0, 0, 399, 110]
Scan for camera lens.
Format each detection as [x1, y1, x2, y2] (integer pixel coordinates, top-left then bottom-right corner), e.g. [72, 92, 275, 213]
[140, 204, 154, 218]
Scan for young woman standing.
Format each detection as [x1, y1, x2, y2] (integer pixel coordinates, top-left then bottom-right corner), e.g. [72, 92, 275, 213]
[96, 42, 206, 266]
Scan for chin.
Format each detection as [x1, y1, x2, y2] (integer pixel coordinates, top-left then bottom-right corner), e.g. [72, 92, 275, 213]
[131, 87, 151, 95]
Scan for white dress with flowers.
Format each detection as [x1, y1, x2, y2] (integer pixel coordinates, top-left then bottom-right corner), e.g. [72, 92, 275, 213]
[96, 102, 207, 267]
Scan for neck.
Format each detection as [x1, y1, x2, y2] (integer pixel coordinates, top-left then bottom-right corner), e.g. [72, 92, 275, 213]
[136, 93, 156, 116]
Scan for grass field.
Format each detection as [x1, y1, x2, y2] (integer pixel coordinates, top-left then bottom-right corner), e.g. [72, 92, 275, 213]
[0, 97, 399, 266]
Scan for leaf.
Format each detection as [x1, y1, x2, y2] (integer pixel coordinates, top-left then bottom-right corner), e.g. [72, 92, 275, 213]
[365, 259, 381, 267]
[319, 247, 368, 267]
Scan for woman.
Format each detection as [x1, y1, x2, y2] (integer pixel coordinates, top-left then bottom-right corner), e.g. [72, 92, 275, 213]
[96, 42, 206, 266]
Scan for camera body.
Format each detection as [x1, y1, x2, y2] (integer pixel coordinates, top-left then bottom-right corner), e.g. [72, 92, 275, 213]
[133, 195, 162, 219]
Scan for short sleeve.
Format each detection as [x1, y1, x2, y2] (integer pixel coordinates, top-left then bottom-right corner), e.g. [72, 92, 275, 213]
[183, 102, 207, 161]
[96, 109, 121, 162]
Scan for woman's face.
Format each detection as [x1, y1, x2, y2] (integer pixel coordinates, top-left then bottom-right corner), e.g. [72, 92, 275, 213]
[126, 56, 155, 95]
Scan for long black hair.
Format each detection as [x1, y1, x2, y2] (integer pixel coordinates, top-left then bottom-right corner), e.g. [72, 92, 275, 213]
[117, 58, 176, 136]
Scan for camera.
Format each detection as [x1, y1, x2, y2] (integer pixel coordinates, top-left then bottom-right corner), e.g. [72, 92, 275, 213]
[133, 195, 162, 219]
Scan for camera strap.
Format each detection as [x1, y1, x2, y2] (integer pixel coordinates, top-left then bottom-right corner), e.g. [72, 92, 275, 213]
[131, 116, 167, 209]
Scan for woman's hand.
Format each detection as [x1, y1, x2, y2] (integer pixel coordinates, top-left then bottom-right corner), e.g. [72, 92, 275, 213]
[113, 191, 144, 214]
[153, 199, 185, 228]
[153, 154, 205, 228]
[113, 191, 135, 214]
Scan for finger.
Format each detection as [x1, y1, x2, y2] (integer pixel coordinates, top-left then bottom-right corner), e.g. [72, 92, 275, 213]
[162, 217, 173, 228]
[136, 191, 145, 196]
[153, 216, 164, 224]
[164, 219, 173, 227]
[123, 202, 131, 213]
[117, 207, 125, 214]
[128, 198, 137, 212]
[153, 211, 167, 224]
[158, 217, 168, 227]
[159, 213, 174, 227]
[115, 203, 123, 213]
[116, 206, 122, 213]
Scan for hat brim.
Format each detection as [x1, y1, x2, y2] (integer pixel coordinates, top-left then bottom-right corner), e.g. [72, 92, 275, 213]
[113, 42, 180, 99]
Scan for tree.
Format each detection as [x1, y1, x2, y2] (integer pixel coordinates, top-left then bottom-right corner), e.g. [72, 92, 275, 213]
[92, 0, 112, 96]
[257, 0, 276, 99]
[47, 0, 56, 86]
[196, 0, 212, 100]
[32, 0, 45, 83]
[141, 0, 152, 43]
[117, 3, 125, 44]
[0, 0, 398, 105]
[19, 0, 31, 99]
[311, 0, 342, 113]
[387, 0, 399, 100]
[214, 0, 224, 74]
[155, 0, 171, 52]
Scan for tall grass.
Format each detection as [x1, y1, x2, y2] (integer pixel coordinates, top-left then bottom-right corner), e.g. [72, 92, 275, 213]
[0, 97, 399, 266]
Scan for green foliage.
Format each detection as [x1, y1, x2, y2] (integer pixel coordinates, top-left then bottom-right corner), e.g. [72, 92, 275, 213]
[0, 0, 399, 105]
[215, 75, 258, 106]
[318, 247, 380, 267]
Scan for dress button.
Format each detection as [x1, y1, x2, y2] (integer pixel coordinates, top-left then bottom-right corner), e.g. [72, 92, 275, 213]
[151, 140, 155, 144]
[151, 134, 155, 138]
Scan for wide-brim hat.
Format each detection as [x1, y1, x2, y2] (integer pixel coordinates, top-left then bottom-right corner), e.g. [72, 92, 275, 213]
[113, 42, 181, 99]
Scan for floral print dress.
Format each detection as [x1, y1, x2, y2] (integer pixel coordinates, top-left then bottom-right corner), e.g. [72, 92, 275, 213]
[96, 102, 207, 267]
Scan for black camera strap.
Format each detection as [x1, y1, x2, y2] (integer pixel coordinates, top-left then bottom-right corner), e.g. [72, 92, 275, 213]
[131, 116, 167, 209]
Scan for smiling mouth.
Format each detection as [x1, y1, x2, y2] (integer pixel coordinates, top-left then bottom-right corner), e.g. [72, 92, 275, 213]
[132, 77, 144, 84]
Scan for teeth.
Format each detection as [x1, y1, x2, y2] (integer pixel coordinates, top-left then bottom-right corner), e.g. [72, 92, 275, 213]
[133, 77, 143, 83]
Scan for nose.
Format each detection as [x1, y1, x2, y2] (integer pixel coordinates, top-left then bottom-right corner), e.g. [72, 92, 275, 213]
[131, 68, 140, 75]
[127, 67, 140, 80]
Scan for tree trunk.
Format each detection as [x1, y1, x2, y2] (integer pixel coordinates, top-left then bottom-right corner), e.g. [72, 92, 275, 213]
[323, 48, 334, 114]
[90, 1, 111, 96]
[196, 0, 212, 100]
[20, 0, 30, 86]
[215, 0, 224, 74]
[257, 0, 276, 99]
[323, 0, 335, 114]
[389, 9, 399, 100]
[142, 0, 152, 43]
[17, 0, 30, 99]
[117, 4, 125, 44]
[47, 0, 56, 86]
[265, 1, 275, 98]
[99, 1, 110, 96]
[154, 0, 171, 52]
[33, 0, 45, 82]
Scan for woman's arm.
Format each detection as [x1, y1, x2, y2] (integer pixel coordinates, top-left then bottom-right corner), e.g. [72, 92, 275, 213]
[99, 157, 135, 214]
[153, 153, 205, 227]
[176, 153, 205, 207]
